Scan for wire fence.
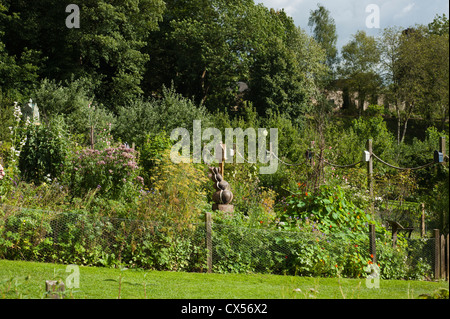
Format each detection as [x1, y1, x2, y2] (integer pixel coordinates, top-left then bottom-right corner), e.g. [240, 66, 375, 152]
[0, 205, 442, 280]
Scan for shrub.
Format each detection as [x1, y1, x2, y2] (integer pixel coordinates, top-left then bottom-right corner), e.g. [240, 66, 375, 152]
[114, 86, 212, 146]
[32, 77, 96, 121]
[65, 144, 143, 200]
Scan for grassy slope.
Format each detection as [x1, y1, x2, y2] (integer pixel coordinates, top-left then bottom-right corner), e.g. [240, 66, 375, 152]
[0, 259, 448, 299]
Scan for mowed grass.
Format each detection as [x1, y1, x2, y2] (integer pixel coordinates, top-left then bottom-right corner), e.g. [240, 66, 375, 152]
[0, 259, 448, 299]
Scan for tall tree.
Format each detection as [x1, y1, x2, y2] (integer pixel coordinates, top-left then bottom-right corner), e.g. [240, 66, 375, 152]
[396, 25, 449, 138]
[308, 4, 338, 76]
[378, 26, 405, 144]
[340, 30, 381, 116]
[379, 19, 449, 143]
[248, 8, 327, 121]
[69, 0, 165, 110]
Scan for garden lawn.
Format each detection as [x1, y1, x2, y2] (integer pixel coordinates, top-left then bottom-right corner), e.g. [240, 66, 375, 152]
[0, 259, 448, 299]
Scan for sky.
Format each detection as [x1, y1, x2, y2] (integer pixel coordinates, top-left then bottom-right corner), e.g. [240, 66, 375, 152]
[257, 0, 449, 51]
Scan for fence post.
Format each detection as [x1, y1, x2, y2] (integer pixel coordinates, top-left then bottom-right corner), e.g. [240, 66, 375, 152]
[366, 139, 374, 216]
[447, 234, 449, 281]
[434, 229, 440, 279]
[369, 224, 377, 264]
[206, 212, 212, 273]
[420, 203, 426, 238]
[441, 234, 446, 280]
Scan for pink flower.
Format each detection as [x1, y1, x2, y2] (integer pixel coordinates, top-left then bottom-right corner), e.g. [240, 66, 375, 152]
[0, 164, 5, 180]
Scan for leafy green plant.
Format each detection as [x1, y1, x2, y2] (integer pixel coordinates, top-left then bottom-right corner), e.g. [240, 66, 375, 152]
[138, 132, 173, 186]
[278, 184, 372, 234]
[18, 116, 70, 185]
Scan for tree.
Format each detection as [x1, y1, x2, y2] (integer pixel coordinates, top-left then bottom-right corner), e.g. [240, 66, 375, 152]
[144, 1, 327, 119]
[144, 0, 256, 112]
[339, 31, 381, 116]
[70, 0, 165, 111]
[247, 8, 327, 121]
[428, 13, 449, 36]
[379, 21, 449, 144]
[308, 4, 338, 77]
[1, 0, 165, 112]
[394, 25, 449, 141]
[0, 1, 41, 99]
[378, 26, 405, 144]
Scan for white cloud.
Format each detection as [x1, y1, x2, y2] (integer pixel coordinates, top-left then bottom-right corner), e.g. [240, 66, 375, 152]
[402, 2, 416, 14]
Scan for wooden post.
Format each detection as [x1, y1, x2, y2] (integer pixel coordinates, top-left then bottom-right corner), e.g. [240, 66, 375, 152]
[367, 139, 374, 216]
[434, 229, 440, 279]
[439, 137, 446, 230]
[445, 234, 449, 281]
[220, 143, 225, 176]
[440, 234, 446, 280]
[206, 212, 212, 273]
[420, 203, 426, 238]
[369, 224, 377, 264]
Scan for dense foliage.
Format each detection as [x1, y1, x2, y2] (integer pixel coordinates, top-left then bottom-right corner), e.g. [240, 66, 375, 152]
[0, 1, 448, 279]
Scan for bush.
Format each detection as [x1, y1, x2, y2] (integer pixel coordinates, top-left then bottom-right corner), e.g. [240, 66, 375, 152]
[32, 77, 96, 121]
[114, 86, 212, 146]
[65, 144, 144, 200]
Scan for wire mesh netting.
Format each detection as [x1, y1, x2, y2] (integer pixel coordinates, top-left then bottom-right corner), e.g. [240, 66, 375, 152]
[211, 223, 372, 276]
[0, 205, 440, 279]
[0, 205, 208, 272]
